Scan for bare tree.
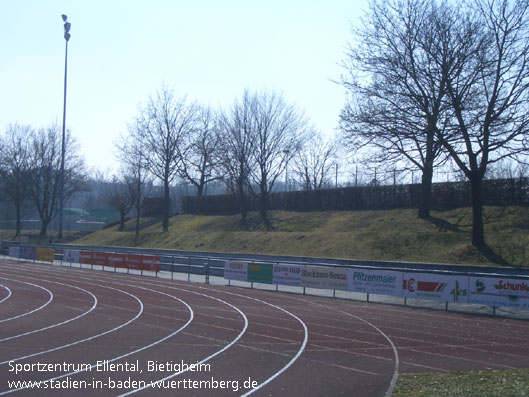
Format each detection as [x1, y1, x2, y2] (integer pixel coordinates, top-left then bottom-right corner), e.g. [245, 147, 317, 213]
[132, 86, 199, 232]
[434, 0, 529, 247]
[246, 90, 308, 227]
[116, 133, 152, 243]
[28, 124, 85, 236]
[217, 91, 256, 225]
[293, 132, 337, 190]
[0, 124, 33, 236]
[176, 106, 222, 196]
[340, 0, 454, 219]
[104, 175, 133, 232]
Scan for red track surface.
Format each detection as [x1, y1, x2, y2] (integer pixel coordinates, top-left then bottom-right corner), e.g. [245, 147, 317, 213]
[2, 259, 529, 396]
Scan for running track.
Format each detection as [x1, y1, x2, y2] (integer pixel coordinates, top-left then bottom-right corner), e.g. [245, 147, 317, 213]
[2, 259, 529, 396]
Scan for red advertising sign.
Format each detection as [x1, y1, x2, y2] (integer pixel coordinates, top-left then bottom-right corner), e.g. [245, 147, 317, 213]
[79, 251, 95, 265]
[77, 251, 159, 272]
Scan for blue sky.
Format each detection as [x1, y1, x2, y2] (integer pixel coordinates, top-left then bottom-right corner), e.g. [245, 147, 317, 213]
[1, 1, 366, 173]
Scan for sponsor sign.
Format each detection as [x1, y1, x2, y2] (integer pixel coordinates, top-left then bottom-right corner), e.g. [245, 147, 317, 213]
[469, 277, 529, 309]
[63, 249, 80, 263]
[248, 262, 273, 284]
[224, 261, 248, 281]
[79, 251, 94, 265]
[348, 269, 402, 296]
[402, 273, 469, 303]
[19, 246, 36, 260]
[301, 266, 348, 290]
[92, 252, 110, 267]
[125, 254, 160, 272]
[8, 246, 20, 258]
[107, 253, 128, 269]
[36, 248, 55, 263]
[138, 255, 160, 272]
[273, 264, 302, 286]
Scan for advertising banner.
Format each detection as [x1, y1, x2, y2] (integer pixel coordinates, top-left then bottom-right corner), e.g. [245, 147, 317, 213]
[125, 254, 160, 272]
[301, 266, 348, 290]
[8, 246, 20, 259]
[36, 248, 55, 263]
[107, 253, 128, 269]
[19, 246, 36, 260]
[139, 255, 160, 272]
[402, 273, 469, 303]
[63, 249, 80, 263]
[79, 251, 95, 265]
[469, 277, 529, 310]
[348, 269, 402, 296]
[224, 261, 248, 281]
[248, 262, 273, 284]
[92, 252, 110, 267]
[273, 264, 302, 286]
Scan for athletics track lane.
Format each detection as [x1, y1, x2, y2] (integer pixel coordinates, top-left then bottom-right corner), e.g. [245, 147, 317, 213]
[1, 259, 529, 396]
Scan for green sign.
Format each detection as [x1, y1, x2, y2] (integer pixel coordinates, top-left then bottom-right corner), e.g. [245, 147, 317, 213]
[247, 263, 273, 284]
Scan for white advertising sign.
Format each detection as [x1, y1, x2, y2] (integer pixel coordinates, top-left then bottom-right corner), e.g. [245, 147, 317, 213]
[301, 266, 348, 290]
[402, 273, 469, 303]
[273, 264, 302, 286]
[347, 269, 402, 296]
[63, 249, 80, 263]
[224, 261, 248, 281]
[469, 277, 529, 310]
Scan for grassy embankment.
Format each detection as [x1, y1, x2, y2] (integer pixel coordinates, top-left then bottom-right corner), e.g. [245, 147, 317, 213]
[69, 206, 529, 266]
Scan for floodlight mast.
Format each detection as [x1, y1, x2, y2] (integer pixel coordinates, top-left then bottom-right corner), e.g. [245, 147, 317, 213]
[58, 14, 70, 241]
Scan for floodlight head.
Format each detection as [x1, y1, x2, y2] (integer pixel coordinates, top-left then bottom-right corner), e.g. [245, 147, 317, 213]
[62, 14, 68, 22]
[64, 22, 71, 32]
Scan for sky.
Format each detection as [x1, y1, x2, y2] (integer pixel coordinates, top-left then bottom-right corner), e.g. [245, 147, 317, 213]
[0, 0, 367, 174]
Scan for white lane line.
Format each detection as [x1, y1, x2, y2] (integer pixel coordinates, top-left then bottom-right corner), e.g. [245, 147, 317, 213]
[309, 302, 399, 397]
[0, 278, 97, 343]
[0, 285, 139, 365]
[0, 284, 12, 303]
[13, 269, 246, 397]
[0, 286, 192, 395]
[0, 278, 53, 323]
[26, 269, 250, 396]
[176, 285, 308, 397]
[120, 287, 248, 396]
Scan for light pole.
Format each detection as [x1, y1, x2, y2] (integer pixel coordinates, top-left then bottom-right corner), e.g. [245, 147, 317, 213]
[58, 14, 71, 241]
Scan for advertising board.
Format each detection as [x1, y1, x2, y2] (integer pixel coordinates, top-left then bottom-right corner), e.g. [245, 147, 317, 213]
[273, 264, 302, 286]
[247, 263, 273, 284]
[224, 261, 248, 281]
[301, 266, 348, 290]
[469, 276, 529, 309]
[402, 273, 469, 303]
[347, 269, 402, 296]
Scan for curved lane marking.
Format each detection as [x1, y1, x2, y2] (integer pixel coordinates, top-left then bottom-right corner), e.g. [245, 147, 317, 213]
[0, 283, 141, 365]
[300, 300, 399, 397]
[0, 278, 53, 323]
[16, 267, 249, 397]
[0, 284, 12, 304]
[0, 279, 198, 395]
[0, 278, 97, 343]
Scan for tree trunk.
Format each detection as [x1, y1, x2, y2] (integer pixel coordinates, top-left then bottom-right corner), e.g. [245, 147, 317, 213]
[469, 173, 485, 247]
[162, 179, 170, 232]
[259, 191, 271, 229]
[15, 203, 21, 237]
[40, 220, 49, 236]
[418, 162, 433, 219]
[237, 179, 247, 226]
[119, 210, 125, 231]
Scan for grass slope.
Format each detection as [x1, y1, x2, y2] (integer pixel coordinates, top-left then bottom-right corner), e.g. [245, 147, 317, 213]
[72, 206, 529, 266]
